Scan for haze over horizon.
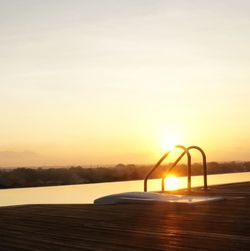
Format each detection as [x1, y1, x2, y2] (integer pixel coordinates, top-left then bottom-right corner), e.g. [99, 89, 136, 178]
[1, 0, 250, 167]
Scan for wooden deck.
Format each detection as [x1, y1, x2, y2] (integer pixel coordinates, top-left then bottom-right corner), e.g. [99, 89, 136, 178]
[0, 182, 250, 250]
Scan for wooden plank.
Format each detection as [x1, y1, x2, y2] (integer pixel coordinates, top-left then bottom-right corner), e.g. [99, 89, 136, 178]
[0, 182, 249, 250]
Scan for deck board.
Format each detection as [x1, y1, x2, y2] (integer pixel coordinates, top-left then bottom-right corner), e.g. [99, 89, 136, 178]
[0, 182, 250, 250]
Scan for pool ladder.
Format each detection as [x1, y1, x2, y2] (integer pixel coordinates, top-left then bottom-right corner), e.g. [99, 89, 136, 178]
[144, 145, 208, 193]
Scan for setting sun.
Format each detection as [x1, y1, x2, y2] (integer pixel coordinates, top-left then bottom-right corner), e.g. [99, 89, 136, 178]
[160, 134, 181, 152]
[165, 175, 179, 191]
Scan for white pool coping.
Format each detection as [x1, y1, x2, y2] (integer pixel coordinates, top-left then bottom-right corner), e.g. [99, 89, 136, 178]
[94, 192, 223, 205]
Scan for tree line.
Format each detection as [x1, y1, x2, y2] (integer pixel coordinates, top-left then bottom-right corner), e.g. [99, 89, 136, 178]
[0, 161, 249, 189]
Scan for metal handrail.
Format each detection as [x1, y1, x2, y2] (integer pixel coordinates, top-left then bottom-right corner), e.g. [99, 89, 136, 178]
[163, 145, 208, 190]
[144, 145, 192, 192]
[189, 146, 207, 190]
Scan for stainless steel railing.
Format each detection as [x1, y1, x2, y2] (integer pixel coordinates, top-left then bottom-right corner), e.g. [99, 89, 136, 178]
[144, 145, 208, 192]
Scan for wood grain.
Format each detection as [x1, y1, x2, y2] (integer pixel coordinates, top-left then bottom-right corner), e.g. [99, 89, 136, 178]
[0, 182, 249, 250]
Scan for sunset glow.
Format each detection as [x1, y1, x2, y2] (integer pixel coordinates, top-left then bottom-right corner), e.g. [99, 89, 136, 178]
[1, 1, 250, 166]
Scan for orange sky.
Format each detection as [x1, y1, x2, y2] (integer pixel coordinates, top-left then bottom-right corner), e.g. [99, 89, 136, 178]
[1, 1, 250, 166]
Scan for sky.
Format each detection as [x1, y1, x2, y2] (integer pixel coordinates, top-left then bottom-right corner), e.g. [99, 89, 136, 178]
[1, 0, 250, 167]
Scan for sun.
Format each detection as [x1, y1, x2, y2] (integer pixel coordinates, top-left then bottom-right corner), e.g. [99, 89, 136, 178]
[160, 134, 180, 151]
[164, 175, 179, 191]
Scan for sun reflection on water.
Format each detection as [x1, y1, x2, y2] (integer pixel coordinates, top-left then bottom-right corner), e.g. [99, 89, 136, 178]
[164, 175, 179, 191]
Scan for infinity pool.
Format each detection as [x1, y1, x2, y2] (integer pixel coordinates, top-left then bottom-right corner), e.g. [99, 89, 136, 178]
[0, 172, 249, 207]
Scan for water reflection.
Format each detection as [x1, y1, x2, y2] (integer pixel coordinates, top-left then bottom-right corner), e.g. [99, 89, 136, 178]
[0, 172, 249, 207]
[164, 176, 179, 191]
